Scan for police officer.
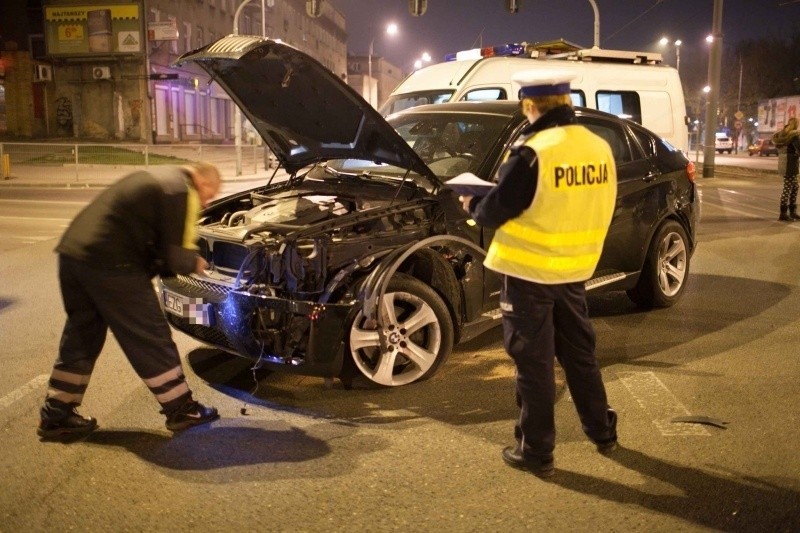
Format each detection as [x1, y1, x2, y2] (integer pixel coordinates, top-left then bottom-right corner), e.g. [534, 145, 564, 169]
[460, 71, 618, 477]
[38, 162, 222, 440]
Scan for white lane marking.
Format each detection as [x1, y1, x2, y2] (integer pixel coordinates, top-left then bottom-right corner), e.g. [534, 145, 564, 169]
[0, 375, 49, 410]
[705, 188, 800, 227]
[617, 371, 710, 436]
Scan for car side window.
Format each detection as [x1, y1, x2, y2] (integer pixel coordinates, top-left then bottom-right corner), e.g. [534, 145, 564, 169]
[581, 119, 634, 166]
[631, 127, 656, 158]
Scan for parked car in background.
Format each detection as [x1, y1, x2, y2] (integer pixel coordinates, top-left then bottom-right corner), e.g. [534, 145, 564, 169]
[160, 36, 700, 388]
[715, 135, 734, 154]
[748, 138, 778, 156]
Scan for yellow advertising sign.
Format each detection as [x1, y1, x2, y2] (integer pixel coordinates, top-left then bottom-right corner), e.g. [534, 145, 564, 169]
[44, 3, 141, 56]
[57, 24, 85, 41]
[45, 5, 139, 21]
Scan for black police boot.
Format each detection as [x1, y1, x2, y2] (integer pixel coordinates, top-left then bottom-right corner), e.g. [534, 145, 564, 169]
[164, 399, 219, 431]
[38, 399, 98, 440]
[779, 205, 792, 221]
[591, 408, 618, 454]
[501, 445, 555, 478]
[790, 205, 800, 220]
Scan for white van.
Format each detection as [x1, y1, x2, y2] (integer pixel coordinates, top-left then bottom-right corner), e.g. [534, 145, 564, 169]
[380, 45, 689, 152]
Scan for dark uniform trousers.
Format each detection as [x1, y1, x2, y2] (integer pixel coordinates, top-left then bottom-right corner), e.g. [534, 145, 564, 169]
[47, 255, 192, 414]
[501, 275, 613, 459]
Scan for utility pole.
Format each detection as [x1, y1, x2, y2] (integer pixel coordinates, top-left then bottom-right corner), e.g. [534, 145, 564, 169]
[703, 0, 724, 178]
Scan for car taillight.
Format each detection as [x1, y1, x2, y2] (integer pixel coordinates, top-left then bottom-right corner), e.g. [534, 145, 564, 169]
[686, 161, 696, 183]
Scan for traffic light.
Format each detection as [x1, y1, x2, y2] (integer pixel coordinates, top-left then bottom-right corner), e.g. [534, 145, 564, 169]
[506, 0, 521, 13]
[409, 0, 427, 16]
[306, 0, 321, 18]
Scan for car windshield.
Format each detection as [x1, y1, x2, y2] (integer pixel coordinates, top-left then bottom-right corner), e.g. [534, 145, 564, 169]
[325, 111, 511, 182]
[379, 90, 455, 116]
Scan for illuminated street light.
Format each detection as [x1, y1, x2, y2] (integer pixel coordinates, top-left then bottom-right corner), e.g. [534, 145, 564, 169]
[658, 36, 681, 72]
[413, 52, 432, 70]
[368, 22, 399, 107]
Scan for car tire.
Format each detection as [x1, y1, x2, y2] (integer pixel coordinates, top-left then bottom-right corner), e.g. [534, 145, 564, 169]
[626, 220, 690, 308]
[345, 273, 454, 387]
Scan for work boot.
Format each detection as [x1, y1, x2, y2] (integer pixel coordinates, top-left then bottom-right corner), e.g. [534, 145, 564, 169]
[790, 205, 800, 220]
[501, 445, 555, 478]
[779, 206, 792, 221]
[38, 400, 98, 440]
[164, 400, 219, 431]
[593, 408, 619, 454]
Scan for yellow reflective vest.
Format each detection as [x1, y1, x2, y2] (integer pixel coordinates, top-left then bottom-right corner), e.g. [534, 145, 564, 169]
[484, 125, 617, 284]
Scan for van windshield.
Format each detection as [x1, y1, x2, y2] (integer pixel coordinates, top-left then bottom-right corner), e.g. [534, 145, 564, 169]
[379, 90, 455, 116]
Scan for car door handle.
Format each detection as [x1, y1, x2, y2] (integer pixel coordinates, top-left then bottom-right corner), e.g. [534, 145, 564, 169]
[643, 172, 659, 182]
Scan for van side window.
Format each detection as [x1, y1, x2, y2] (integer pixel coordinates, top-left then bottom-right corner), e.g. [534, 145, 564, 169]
[596, 91, 643, 125]
[570, 91, 586, 107]
[582, 119, 634, 166]
[462, 88, 507, 102]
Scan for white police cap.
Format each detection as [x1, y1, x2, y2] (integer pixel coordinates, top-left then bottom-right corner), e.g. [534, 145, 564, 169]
[513, 70, 577, 98]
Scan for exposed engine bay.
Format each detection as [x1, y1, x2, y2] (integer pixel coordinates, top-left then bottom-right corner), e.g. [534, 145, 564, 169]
[193, 178, 437, 298]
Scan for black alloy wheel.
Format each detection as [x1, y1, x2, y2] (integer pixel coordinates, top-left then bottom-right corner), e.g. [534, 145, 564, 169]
[627, 220, 690, 308]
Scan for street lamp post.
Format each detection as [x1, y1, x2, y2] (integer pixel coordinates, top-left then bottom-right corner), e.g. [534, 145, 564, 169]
[703, 0, 724, 178]
[233, 0, 268, 176]
[367, 23, 398, 107]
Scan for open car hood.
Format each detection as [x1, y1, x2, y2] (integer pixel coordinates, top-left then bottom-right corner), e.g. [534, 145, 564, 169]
[173, 35, 438, 189]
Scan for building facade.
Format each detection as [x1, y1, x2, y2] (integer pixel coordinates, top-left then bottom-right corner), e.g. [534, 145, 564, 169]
[346, 54, 405, 109]
[4, 0, 347, 143]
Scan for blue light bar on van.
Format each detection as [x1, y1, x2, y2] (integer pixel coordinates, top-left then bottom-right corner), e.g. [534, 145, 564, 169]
[444, 43, 527, 61]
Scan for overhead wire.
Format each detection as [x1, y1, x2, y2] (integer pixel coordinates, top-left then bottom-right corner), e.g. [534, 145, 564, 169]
[604, 0, 668, 45]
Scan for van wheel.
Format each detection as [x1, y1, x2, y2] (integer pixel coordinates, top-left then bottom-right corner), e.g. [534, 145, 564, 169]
[627, 220, 689, 308]
[345, 274, 454, 387]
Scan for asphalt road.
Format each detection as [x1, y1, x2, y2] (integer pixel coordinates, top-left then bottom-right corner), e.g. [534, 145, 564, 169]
[1, 171, 799, 531]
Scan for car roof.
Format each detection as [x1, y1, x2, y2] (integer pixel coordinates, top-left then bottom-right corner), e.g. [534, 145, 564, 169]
[391, 101, 645, 129]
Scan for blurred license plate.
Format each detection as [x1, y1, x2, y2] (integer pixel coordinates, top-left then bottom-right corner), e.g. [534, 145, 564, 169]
[162, 289, 213, 326]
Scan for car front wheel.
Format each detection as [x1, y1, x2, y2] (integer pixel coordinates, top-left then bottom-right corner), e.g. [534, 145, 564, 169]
[346, 274, 454, 387]
[627, 220, 690, 308]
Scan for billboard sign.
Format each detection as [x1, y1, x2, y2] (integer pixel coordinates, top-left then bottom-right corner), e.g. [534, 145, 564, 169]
[44, 4, 142, 56]
[147, 21, 178, 41]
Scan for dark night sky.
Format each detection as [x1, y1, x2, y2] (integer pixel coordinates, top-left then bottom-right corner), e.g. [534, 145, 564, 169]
[328, 0, 800, 73]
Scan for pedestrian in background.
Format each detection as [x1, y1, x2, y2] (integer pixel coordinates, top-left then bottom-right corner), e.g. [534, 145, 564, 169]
[772, 117, 800, 221]
[38, 162, 222, 440]
[459, 71, 618, 477]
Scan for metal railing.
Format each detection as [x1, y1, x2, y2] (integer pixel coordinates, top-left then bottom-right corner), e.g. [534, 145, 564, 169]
[0, 142, 276, 185]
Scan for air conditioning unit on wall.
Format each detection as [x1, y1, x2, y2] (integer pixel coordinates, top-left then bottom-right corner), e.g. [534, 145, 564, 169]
[34, 64, 52, 82]
[92, 66, 111, 80]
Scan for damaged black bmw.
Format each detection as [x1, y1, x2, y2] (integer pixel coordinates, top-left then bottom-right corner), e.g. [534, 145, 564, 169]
[159, 36, 699, 388]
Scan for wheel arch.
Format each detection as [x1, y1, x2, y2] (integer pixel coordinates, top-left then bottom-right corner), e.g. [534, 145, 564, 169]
[359, 235, 486, 341]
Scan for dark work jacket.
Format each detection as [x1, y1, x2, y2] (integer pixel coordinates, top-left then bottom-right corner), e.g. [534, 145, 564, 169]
[469, 105, 578, 228]
[56, 166, 199, 276]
